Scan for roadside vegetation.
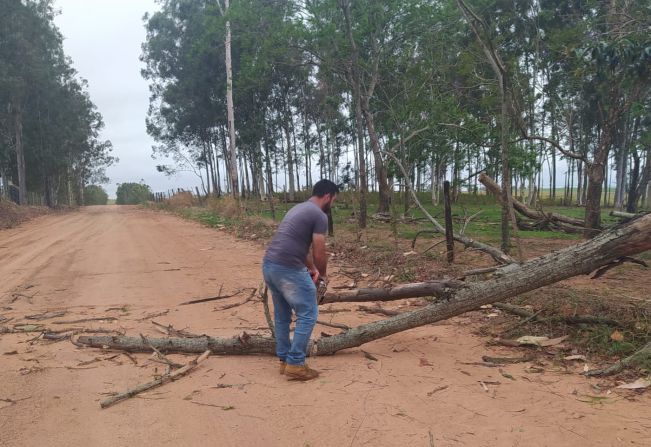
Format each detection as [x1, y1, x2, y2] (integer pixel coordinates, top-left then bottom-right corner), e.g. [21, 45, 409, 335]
[151, 191, 650, 375]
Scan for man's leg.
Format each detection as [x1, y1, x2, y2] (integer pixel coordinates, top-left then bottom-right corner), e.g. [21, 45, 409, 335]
[281, 269, 318, 366]
[263, 263, 292, 364]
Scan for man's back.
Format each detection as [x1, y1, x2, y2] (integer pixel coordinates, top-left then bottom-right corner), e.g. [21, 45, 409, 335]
[264, 201, 328, 268]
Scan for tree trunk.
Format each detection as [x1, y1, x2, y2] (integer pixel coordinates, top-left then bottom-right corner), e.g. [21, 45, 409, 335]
[13, 104, 27, 205]
[284, 122, 295, 201]
[354, 97, 367, 229]
[585, 163, 605, 237]
[78, 214, 651, 356]
[224, 0, 239, 198]
[362, 105, 391, 213]
[627, 151, 641, 213]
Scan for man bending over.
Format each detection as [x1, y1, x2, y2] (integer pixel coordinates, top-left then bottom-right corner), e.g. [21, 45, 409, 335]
[262, 179, 338, 381]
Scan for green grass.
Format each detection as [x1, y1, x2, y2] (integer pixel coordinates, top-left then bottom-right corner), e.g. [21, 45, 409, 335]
[153, 190, 620, 247]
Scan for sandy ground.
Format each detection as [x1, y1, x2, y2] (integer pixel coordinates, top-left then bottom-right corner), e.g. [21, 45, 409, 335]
[0, 205, 649, 447]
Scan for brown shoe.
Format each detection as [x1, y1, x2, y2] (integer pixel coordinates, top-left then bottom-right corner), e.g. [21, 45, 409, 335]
[285, 363, 319, 381]
[279, 361, 286, 375]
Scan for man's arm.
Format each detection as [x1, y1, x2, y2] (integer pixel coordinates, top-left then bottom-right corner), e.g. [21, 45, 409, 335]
[311, 233, 328, 280]
[305, 250, 319, 283]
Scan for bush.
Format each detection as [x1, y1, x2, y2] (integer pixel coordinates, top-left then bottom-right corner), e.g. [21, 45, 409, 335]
[116, 182, 152, 205]
[83, 185, 108, 205]
[167, 191, 196, 207]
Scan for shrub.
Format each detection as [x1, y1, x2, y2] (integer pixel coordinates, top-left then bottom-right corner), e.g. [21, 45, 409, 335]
[83, 185, 108, 205]
[116, 182, 151, 205]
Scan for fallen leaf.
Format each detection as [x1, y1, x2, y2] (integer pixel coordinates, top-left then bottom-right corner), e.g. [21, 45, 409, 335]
[610, 330, 624, 342]
[499, 369, 516, 381]
[363, 351, 378, 361]
[616, 378, 651, 390]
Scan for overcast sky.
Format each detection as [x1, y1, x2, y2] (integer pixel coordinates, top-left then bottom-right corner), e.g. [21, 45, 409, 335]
[54, 0, 200, 198]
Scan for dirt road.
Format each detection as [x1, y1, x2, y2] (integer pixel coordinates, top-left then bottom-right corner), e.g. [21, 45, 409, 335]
[1, 206, 649, 446]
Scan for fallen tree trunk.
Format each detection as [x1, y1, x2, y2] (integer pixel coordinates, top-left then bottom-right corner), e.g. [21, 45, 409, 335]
[319, 280, 464, 304]
[78, 214, 651, 357]
[479, 173, 587, 229]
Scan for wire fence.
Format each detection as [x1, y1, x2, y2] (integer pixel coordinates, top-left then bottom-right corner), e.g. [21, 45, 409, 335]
[150, 187, 203, 203]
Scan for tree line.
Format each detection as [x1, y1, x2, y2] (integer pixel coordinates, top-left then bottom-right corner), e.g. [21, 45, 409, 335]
[141, 0, 650, 236]
[0, 0, 114, 207]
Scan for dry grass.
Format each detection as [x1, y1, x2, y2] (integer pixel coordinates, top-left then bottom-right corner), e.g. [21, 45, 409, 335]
[0, 199, 50, 229]
[166, 191, 197, 208]
[206, 196, 240, 218]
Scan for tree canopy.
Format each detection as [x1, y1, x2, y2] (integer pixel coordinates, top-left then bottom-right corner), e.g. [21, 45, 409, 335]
[141, 0, 650, 234]
[0, 0, 115, 207]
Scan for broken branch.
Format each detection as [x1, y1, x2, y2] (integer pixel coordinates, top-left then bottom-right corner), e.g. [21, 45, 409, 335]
[100, 350, 210, 409]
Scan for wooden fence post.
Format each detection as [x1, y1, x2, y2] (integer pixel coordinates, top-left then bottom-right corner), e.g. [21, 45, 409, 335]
[444, 180, 454, 263]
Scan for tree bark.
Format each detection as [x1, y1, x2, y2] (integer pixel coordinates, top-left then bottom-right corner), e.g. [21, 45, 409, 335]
[78, 214, 651, 356]
[13, 104, 27, 205]
[443, 181, 454, 263]
[223, 0, 239, 198]
[354, 96, 367, 229]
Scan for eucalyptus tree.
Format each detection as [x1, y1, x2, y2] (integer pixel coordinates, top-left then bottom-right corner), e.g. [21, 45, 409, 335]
[536, 0, 651, 233]
[0, 0, 113, 206]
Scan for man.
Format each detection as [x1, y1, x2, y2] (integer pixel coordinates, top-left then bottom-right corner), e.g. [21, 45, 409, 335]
[262, 179, 338, 381]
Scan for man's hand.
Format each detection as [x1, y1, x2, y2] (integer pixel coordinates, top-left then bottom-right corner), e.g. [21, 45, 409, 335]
[309, 266, 320, 284]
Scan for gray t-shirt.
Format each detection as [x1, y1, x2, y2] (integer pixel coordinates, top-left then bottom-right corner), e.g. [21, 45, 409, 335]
[264, 201, 328, 268]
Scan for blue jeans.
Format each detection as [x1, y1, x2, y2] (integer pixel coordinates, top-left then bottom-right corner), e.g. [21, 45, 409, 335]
[262, 260, 318, 365]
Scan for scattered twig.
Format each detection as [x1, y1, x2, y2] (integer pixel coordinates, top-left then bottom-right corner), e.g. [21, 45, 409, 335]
[411, 230, 438, 249]
[357, 305, 401, 317]
[214, 289, 257, 311]
[100, 350, 211, 409]
[25, 310, 67, 321]
[458, 266, 499, 280]
[317, 320, 350, 331]
[493, 302, 623, 328]
[482, 355, 532, 364]
[179, 284, 253, 306]
[151, 321, 201, 338]
[362, 350, 378, 361]
[503, 309, 544, 333]
[136, 310, 169, 321]
[427, 385, 448, 396]
[460, 209, 483, 236]
[260, 286, 275, 338]
[140, 333, 181, 369]
[585, 340, 651, 377]
[320, 308, 352, 314]
[590, 256, 648, 279]
[423, 239, 446, 254]
[52, 317, 117, 325]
